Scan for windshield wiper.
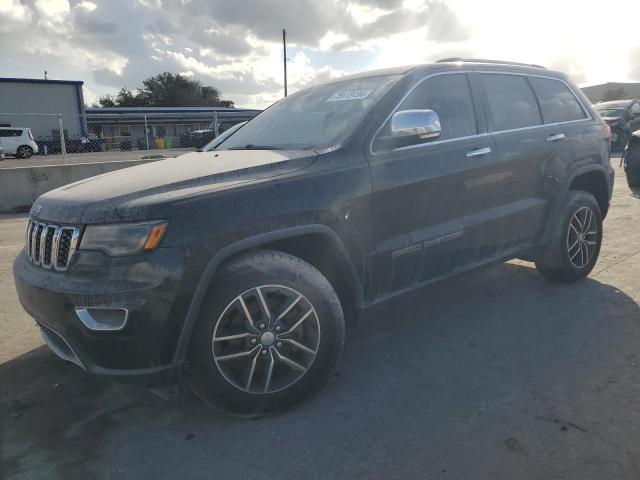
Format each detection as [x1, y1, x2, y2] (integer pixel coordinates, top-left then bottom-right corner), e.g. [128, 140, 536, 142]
[228, 144, 283, 150]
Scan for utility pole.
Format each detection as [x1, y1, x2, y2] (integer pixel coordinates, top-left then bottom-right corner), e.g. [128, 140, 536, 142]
[282, 28, 288, 97]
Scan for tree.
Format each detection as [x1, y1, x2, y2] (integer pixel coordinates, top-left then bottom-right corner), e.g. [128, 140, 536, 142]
[97, 73, 234, 108]
[98, 87, 140, 107]
[601, 87, 630, 102]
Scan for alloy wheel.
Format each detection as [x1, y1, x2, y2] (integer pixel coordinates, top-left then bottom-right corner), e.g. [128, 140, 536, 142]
[567, 206, 597, 269]
[17, 146, 30, 158]
[211, 285, 321, 394]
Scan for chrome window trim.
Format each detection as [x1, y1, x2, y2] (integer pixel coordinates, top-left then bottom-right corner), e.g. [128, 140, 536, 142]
[369, 69, 593, 156]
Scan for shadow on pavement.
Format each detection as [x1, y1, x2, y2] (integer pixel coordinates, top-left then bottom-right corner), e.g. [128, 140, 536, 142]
[2, 262, 640, 479]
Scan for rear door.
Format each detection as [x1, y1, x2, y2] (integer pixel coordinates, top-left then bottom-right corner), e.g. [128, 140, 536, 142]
[476, 72, 577, 250]
[367, 72, 502, 298]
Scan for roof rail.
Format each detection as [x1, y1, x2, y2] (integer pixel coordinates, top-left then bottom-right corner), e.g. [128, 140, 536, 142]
[435, 58, 546, 69]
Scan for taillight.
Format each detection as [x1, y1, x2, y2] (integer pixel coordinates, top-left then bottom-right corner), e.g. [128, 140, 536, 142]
[28, 129, 34, 140]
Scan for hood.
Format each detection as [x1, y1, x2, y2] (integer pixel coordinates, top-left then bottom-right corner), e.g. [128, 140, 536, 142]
[33, 149, 318, 224]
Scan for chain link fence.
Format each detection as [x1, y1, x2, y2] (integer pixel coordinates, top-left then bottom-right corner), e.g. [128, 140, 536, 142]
[0, 110, 260, 160]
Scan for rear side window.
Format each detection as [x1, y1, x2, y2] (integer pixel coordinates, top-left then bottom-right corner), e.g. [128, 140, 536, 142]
[529, 77, 586, 123]
[480, 74, 541, 131]
[372, 73, 476, 152]
[0, 129, 21, 137]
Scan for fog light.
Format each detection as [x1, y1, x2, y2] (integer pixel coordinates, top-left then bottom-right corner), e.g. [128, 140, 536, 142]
[75, 307, 129, 331]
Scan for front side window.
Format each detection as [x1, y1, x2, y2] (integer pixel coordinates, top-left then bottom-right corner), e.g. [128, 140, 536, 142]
[372, 73, 477, 152]
[222, 75, 400, 151]
[480, 74, 541, 131]
[529, 77, 586, 123]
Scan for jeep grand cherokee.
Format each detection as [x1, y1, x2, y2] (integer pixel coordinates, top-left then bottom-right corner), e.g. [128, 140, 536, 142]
[14, 59, 614, 416]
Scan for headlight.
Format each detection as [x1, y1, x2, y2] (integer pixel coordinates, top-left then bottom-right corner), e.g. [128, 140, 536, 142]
[80, 221, 168, 256]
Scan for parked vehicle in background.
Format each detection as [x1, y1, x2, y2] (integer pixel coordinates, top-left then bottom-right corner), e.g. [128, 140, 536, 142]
[594, 100, 640, 150]
[622, 130, 640, 187]
[0, 127, 39, 158]
[201, 121, 247, 151]
[14, 59, 614, 416]
[0, 145, 5, 160]
[189, 121, 244, 149]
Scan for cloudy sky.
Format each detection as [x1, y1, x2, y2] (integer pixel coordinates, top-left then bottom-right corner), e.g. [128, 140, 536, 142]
[1, 0, 640, 109]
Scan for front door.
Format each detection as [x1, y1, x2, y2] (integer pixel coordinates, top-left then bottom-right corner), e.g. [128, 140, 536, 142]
[367, 72, 502, 299]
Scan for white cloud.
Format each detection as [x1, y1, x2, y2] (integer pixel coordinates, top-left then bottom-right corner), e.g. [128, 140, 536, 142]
[76, 1, 98, 12]
[0, 0, 33, 26]
[1, 0, 639, 110]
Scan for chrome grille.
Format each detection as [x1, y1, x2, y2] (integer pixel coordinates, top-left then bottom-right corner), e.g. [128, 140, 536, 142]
[25, 219, 80, 271]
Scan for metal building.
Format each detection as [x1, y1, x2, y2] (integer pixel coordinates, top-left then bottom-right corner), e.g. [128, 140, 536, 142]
[0, 77, 86, 139]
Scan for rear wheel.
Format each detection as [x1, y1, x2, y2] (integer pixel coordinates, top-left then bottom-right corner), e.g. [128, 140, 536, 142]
[188, 250, 345, 416]
[535, 191, 602, 283]
[16, 145, 33, 159]
[627, 171, 640, 188]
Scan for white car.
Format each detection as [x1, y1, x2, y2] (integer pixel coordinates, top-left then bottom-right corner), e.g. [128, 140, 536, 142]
[0, 127, 39, 158]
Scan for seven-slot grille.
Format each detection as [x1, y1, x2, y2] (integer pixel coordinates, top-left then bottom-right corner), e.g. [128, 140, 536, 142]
[25, 219, 81, 271]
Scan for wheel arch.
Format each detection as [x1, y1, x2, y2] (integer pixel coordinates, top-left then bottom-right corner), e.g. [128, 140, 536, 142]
[567, 167, 610, 218]
[171, 224, 363, 375]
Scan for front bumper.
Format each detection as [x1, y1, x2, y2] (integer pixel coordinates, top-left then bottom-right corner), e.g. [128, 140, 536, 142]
[13, 245, 197, 385]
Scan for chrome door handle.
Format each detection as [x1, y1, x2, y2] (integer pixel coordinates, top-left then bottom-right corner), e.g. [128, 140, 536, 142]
[466, 147, 492, 157]
[546, 133, 566, 142]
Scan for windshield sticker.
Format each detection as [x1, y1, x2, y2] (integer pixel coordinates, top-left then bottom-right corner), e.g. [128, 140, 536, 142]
[326, 89, 373, 102]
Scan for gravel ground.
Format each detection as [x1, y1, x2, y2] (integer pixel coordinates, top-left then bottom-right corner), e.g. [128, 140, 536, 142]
[1, 156, 640, 480]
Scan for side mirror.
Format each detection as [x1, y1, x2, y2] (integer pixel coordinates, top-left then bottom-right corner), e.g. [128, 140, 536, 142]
[391, 109, 442, 140]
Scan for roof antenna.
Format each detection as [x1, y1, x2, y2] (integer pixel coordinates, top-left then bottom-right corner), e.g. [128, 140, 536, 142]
[44, 70, 48, 80]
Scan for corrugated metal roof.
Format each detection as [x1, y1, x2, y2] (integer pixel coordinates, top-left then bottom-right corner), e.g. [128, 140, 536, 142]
[0, 77, 84, 85]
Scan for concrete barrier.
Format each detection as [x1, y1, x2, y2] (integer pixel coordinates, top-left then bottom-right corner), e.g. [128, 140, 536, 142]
[0, 159, 159, 213]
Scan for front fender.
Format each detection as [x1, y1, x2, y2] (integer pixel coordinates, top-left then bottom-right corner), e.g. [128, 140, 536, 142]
[170, 224, 362, 377]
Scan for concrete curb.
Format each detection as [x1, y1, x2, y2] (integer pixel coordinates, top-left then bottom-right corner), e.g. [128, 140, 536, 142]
[0, 159, 159, 213]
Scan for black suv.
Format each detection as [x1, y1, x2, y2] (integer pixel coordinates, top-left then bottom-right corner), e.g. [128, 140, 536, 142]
[594, 99, 640, 150]
[14, 60, 614, 416]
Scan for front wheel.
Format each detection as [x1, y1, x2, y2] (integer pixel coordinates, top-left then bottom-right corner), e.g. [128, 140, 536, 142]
[188, 250, 345, 416]
[535, 191, 603, 283]
[16, 145, 33, 159]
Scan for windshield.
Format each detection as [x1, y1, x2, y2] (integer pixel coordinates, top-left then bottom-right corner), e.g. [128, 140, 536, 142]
[202, 121, 246, 151]
[597, 108, 627, 118]
[222, 75, 400, 150]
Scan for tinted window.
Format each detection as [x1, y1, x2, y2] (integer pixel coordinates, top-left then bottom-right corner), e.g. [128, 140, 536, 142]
[529, 77, 586, 123]
[480, 74, 541, 131]
[597, 108, 628, 118]
[0, 129, 21, 137]
[631, 102, 640, 115]
[373, 73, 476, 152]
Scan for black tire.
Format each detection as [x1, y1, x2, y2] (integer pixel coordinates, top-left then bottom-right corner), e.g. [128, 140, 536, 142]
[188, 249, 345, 416]
[626, 171, 640, 188]
[535, 190, 603, 283]
[16, 145, 33, 159]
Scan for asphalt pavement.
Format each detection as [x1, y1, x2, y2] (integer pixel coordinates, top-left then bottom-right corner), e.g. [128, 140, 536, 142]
[2, 157, 640, 479]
